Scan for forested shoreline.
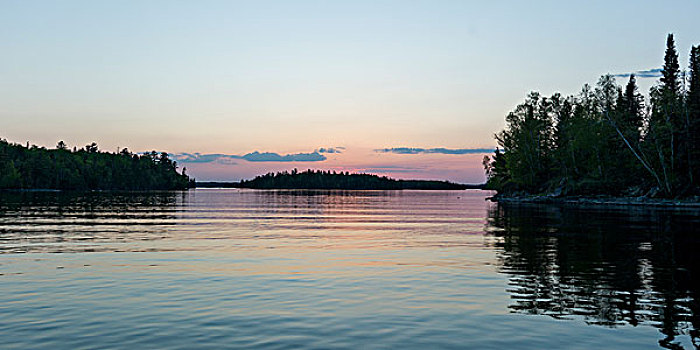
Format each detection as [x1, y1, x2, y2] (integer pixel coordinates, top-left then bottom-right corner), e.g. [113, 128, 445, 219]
[0, 139, 190, 190]
[484, 34, 700, 199]
[230, 169, 474, 190]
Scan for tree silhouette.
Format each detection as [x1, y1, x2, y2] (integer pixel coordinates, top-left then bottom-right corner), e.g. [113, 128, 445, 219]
[0, 139, 190, 190]
[230, 169, 469, 190]
[485, 34, 700, 197]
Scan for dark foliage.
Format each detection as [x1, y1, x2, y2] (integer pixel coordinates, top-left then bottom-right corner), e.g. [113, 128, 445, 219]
[489, 203, 700, 348]
[484, 34, 700, 198]
[0, 139, 190, 190]
[231, 169, 474, 190]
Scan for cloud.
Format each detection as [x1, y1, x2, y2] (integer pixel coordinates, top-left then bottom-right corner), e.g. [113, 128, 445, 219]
[170, 153, 239, 164]
[317, 147, 345, 154]
[171, 150, 327, 164]
[242, 151, 326, 162]
[375, 147, 494, 155]
[614, 68, 663, 78]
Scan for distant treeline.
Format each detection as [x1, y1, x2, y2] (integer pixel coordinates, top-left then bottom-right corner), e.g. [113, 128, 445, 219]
[484, 34, 700, 198]
[0, 139, 190, 190]
[197, 169, 478, 190]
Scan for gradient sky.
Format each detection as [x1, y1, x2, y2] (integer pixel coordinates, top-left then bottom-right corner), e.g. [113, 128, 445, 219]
[2, 1, 699, 183]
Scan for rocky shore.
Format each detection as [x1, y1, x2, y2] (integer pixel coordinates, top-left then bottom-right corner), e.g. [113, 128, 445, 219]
[488, 193, 700, 209]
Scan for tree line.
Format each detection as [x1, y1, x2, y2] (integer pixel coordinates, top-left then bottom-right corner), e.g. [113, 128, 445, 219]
[235, 169, 471, 190]
[484, 34, 700, 198]
[0, 139, 190, 190]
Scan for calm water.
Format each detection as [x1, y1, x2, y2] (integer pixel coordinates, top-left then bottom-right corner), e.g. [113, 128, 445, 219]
[1, 189, 699, 349]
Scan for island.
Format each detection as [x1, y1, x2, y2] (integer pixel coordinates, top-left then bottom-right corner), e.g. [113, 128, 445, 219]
[195, 169, 482, 190]
[482, 34, 700, 204]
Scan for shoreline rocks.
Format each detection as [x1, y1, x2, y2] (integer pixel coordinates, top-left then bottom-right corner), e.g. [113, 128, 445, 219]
[488, 193, 700, 209]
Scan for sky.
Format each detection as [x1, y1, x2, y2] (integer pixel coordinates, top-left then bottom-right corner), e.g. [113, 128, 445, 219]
[1, 0, 699, 183]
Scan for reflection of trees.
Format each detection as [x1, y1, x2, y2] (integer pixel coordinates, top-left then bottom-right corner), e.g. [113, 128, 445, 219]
[0, 191, 180, 211]
[246, 189, 405, 225]
[488, 203, 700, 349]
[0, 191, 183, 253]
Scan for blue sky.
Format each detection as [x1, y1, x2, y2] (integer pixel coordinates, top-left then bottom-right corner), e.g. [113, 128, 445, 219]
[1, 1, 699, 182]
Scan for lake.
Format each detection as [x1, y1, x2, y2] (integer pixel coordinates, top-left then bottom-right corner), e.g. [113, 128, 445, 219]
[1, 189, 698, 349]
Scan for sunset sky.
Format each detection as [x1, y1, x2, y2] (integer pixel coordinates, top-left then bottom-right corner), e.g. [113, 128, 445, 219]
[2, 0, 700, 183]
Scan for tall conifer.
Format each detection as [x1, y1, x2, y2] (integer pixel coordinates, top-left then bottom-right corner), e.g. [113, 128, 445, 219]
[621, 74, 644, 138]
[688, 45, 700, 183]
[661, 34, 681, 95]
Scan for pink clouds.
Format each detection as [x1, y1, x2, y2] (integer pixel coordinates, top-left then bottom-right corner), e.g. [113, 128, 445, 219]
[178, 147, 491, 184]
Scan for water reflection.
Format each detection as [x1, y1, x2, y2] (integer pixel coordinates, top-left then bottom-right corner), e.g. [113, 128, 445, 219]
[488, 203, 700, 349]
[3, 189, 699, 348]
[0, 189, 484, 255]
[0, 191, 183, 253]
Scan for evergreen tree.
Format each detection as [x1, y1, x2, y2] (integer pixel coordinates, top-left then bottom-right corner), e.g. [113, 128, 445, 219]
[604, 74, 647, 188]
[620, 74, 644, 140]
[689, 45, 700, 183]
[661, 34, 681, 95]
[647, 34, 685, 194]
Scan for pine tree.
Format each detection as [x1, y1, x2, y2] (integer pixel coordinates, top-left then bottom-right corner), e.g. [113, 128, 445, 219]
[690, 46, 700, 103]
[604, 74, 648, 189]
[661, 34, 681, 95]
[647, 34, 685, 194]
[688, 45, 700, 184]
[620, 74, 644, 140]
